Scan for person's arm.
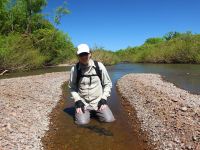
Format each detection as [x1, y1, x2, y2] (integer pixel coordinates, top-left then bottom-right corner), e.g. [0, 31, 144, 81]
[99, 62, 112, 100]
[68, 66, 83, 102]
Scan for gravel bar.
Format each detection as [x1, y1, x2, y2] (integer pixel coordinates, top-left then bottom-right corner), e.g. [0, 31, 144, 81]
[0, 72, 69, 150]
[116, 73, 200, 150]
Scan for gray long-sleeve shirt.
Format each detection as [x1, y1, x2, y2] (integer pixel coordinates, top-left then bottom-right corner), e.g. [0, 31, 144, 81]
[68, 59, 112, 110]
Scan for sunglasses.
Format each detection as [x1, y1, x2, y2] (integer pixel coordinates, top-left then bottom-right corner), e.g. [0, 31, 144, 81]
[78, 52, 89, 57]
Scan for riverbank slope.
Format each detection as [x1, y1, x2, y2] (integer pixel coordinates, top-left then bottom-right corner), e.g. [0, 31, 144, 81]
[117, 73, 200, 150]
[0, 72, 69, 149]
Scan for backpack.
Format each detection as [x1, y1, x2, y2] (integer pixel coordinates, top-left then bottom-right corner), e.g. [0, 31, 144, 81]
[76, 60, 102, 88]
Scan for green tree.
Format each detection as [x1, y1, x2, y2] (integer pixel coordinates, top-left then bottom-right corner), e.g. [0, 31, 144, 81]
[0, 0, 10, 34]
[144, 37, 164, 45]
[163, 31, 181, 41]
[0, 0, 76, 71]
[23, 0, 47, 33]
[54, 2, 70, 26]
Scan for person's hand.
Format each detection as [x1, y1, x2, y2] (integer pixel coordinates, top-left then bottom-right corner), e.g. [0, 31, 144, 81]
[98, 99, 107, 111]
[99, 104, 107, 110]
[75, 100, 85, 114]
[76, 107, 83, 114]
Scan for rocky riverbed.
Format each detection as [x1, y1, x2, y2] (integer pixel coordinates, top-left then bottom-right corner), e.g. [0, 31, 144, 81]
[117, 73, 200, 150]
[0, 72, 69, 150]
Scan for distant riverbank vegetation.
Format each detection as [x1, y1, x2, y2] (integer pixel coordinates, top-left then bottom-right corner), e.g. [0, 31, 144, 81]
[69, 46, 120, 65]
[61, 46, 120, 66]
[116, 31, 200, 63]
[91, 46, 120, 65]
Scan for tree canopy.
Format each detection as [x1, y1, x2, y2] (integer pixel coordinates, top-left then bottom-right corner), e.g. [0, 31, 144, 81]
[0, 0, 76, 71]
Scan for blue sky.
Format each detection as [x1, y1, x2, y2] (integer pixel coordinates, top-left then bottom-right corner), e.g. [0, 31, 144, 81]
[44, 0, 200, 51]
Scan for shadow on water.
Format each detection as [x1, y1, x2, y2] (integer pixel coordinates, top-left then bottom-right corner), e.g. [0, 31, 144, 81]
[79, 125, 114, 137]
[63, 106, 75, 118]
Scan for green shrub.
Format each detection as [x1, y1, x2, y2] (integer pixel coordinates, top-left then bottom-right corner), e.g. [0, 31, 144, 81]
[33, 28, 75, 65]
[117, 32, 200, 64]
[0, 33, 47, 71]
[91, 47, 120, 65]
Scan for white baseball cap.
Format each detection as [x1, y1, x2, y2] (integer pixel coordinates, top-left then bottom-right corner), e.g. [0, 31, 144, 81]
[77, 44, 90, 55]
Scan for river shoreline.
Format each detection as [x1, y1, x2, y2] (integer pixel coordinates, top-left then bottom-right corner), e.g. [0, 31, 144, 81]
[41, 81, 73, 150]
[0, 72, 69, 150]
[117, 73, 200, 150]
[1, 70, 199, 150]
[116, 87, 156, 150]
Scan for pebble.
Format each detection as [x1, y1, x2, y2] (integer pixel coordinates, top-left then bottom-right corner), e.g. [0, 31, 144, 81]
[117, 73, 200, 150]
[180, 107, 187, 112]
[171, 99, 178, 102]
[0, 72, 70, 150]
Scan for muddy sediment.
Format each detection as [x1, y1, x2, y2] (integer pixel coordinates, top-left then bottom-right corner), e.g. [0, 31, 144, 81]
[0, 72, 69, 150]
[117, 73, 200, 150]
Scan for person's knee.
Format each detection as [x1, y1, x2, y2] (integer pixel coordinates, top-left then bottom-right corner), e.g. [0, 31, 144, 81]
[104, 115, 115, 123]
[75, 118, 90, 125]
[75, 109, 90, 125]
[98, 107, 116, 123]
[75, 114, 90, 125]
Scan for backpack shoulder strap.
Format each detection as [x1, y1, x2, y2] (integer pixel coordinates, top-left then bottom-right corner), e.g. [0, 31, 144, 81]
[76, 62, 81, 88]
[93, 60, 103, 86]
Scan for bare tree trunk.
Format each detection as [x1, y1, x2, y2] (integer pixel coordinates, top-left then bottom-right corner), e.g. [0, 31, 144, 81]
[0, 70, 8, 76]
[26, 0, 32, 34]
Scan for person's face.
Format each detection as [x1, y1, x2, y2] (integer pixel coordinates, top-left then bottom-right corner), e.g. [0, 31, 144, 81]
[78, 52, 91, 64]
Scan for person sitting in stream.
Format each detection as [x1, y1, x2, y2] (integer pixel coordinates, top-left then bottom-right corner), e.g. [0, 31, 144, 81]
[68, 43, 116, 125]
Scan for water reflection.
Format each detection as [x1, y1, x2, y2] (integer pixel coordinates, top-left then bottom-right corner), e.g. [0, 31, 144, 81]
[108, 63, 200, 94]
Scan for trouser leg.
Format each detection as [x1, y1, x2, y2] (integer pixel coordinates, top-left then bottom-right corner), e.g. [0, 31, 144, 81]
[75, 108, 90, 125]
[96, 106, 115, 122]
